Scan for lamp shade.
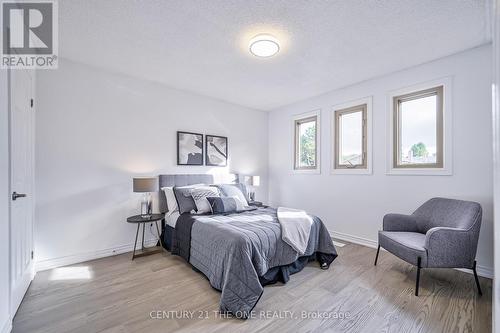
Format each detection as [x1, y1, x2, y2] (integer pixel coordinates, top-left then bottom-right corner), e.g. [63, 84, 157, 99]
[133, 177, 158, 192]
[242, 175, 260, 186]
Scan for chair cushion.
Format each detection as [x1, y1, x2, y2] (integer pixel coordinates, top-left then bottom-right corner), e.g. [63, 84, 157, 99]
[378, 231, 428, 267]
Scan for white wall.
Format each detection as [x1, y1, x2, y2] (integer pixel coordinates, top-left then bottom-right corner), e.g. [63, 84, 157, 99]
[35, 59, 268, 269]
[268, 45, 494, 276]
[492, 0, 499, 328]
[0, 70, 11, 333]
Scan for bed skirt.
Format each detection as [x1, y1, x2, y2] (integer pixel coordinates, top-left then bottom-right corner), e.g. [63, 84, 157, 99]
[161, 222, 335, 287]
[162, 224, 174, 252]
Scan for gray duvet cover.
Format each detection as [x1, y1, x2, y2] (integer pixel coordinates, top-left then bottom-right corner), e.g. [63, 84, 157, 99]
[172, 207, 337, 318]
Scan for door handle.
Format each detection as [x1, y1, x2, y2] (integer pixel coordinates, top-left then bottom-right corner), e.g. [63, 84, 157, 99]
[12, 192, 27, 201]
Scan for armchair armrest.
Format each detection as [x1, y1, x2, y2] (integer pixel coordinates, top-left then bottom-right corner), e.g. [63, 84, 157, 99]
[425, 227, 473, 268]
[383, 214, 418, 232]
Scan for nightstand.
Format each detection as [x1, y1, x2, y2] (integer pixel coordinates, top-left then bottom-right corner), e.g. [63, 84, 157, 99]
[248, 201, 267, 208]
[126, 213, 165, 260]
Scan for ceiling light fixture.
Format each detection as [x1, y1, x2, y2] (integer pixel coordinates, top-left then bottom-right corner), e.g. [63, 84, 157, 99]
[249, 34, 280, 58]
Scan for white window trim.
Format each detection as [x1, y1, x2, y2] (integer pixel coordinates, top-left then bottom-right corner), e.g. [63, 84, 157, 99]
[386, 77, 453, 176]
[331, 97, 373, 175]
[291, 110, 321, 174]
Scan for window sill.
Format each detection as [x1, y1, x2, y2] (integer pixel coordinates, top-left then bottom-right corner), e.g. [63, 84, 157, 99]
[292, 168, 321, 175]
[331, 168, 372, 175]
[386, 167, 452, 176]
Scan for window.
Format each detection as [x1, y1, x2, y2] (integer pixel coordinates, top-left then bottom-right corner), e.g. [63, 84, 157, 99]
[334, 104, 367, 169]
[331, 97, 372, 175]
[393, 86, 444, 169]
[293, 112, 319, 171]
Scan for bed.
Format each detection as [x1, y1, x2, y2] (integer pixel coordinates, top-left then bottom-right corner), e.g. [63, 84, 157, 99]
[158, 174, 337, 318]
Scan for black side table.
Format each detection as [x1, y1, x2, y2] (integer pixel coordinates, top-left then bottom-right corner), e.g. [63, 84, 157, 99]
[126, 213, 165, 260]
[248, 201, 267, 208]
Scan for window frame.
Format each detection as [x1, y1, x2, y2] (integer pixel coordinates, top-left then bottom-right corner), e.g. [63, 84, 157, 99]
[387, 78, 452, 176]
[393, 86, 444, 169]
[331, 97, 372, 175]
[292, 110, 321, 174]
[334, 104, 368, 170]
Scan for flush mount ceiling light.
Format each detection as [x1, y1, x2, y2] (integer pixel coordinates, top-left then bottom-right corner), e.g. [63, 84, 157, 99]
[249, 34, 280, 58]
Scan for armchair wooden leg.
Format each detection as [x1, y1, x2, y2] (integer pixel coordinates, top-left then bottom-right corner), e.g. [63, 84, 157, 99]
[415, 257, 421, 296]
[473, 260, 482, 296]
[374, 245, 380, 266]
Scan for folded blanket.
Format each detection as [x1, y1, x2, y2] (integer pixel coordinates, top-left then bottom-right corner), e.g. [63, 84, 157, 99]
[277, 207, 313, 255]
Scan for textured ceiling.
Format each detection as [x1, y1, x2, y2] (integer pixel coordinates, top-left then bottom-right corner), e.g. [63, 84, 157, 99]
[59, 0, 491, 111]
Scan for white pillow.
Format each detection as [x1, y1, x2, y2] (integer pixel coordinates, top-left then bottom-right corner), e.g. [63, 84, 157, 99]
[230, 196, 246, 211]
[190, 186, 220, 214]
[161, 187, 178, 215]
[217, 184, 249, 207]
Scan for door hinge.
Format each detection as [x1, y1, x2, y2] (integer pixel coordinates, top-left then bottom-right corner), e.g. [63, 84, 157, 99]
[30, 98, 34, 108]
[31, 251, 34, 259]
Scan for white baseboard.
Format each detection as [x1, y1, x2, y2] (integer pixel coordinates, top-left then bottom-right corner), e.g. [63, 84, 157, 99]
[34, 229, 494, 280]
[456, 266, 494, 279]
[330, 230, 378, 249]
[1, 316, 12, 333]
[35, 239, 159, 272]
[329, 230, 493, 279]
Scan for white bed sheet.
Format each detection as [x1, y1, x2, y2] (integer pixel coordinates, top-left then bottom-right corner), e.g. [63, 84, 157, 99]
[165, 211, 180, 228]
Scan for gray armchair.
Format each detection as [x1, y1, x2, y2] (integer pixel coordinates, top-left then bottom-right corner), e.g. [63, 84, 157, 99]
[374, 197, 482, 296]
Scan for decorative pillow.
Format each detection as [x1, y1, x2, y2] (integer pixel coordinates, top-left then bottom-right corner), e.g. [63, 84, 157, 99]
[207, 196, 252, 214]
[213, 184, 249, 206]
[173, 184, 204, 214]
[207, 197, 239, 214]
[161, 186, 178, 215]
[190, 186, 220, 214]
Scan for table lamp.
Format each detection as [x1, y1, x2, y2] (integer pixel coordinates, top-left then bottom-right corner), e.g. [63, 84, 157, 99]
[250, 175, 260, 201]
[133, 177, 158, 218]
[243, 175, 260, 201]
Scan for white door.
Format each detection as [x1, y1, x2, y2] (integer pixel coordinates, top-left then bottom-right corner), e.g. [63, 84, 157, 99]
[9, 68, 35, 315]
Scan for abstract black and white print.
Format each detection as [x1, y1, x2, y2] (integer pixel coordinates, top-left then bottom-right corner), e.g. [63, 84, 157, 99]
[177, 131, 203, 165]
[206, 135, 228, 166]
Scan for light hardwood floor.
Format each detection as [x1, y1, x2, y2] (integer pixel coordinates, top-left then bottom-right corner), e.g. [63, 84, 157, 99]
[13, 242, 491, 333]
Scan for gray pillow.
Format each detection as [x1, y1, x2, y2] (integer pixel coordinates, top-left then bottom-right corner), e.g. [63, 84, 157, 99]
[207, 197, 238, 214]
[207, 197, 256, 214]
[213, 184, 249, 205]
[173, 185, 202, 214]
[190, 186, 220, 214]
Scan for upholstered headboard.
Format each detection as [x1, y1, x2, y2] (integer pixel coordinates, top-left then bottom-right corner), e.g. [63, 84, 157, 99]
[158, 174, 214, 213]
